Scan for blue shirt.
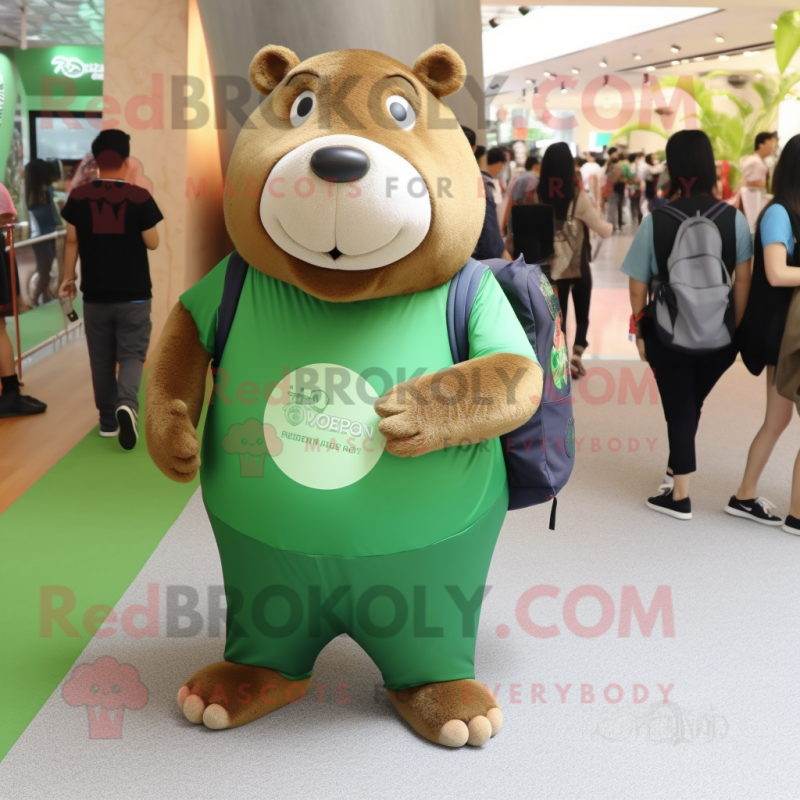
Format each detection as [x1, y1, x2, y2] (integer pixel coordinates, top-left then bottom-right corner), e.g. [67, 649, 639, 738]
[760, 204, 795, 253]
[621, 207, 753, 284]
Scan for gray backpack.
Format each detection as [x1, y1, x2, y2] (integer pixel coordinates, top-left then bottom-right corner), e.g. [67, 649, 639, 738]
[651, 201, 735, 353]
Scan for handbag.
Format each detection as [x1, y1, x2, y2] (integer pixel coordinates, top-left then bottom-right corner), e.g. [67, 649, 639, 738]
[549, 199, 584, 281]
[777, 285, 800, 408]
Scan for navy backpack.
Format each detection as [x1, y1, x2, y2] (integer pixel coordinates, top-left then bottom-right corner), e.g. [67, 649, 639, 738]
[447, 257, 575, 528]
[214, 253, 575, 529]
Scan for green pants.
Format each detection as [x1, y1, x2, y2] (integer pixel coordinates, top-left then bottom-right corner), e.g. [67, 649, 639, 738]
[208, 487, 507, 691]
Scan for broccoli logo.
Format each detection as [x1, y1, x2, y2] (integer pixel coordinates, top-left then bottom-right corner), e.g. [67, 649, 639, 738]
[284, 403, 305, 426]
[222, 419, 278, 476]
[63, 656, 148, 739]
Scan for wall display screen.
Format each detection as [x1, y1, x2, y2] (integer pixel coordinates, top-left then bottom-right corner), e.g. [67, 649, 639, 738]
[30, 112, 101, 161]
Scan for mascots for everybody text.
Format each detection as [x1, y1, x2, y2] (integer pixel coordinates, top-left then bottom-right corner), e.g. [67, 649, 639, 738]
[146, 43, 542, 747]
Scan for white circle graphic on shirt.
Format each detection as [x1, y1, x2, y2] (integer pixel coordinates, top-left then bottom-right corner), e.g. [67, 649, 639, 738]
[263, 363, 386, 490]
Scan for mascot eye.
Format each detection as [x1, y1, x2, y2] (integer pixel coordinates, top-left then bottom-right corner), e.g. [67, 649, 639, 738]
[241, 437, 247, 445]
[290, 91, 316, 127]
[386, 95, 416, 130]
[91, 685, 100, 694]
[112, 684, 121, 694]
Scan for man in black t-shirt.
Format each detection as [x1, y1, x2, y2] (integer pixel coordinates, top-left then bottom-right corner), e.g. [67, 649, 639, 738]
[59, 128, 163, 450]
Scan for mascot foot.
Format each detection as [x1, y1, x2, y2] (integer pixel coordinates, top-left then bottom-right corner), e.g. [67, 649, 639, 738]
[387, 679, 503, 748]
[177, 661, 311, 730]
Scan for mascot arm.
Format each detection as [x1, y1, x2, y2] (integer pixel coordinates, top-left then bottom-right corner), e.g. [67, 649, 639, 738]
[375, 353, 543, 457]
[145, 300, 210, 482]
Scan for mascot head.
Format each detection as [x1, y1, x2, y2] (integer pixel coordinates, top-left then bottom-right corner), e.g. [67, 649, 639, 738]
[224, 45, 484, 302]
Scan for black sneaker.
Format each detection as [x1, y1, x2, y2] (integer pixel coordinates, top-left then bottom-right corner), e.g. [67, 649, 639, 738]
[20, 394, 47, 411]
[783, 516, 800, 536]
[725, 496, 783, 526]
[0, 390, 47, 418]
[116, 405, 138, 451]
[647, 487, 692, 520]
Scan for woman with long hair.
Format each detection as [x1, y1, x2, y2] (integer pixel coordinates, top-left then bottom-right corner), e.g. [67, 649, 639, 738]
[538, 142, 612, 377]
[622, 129, 753, 520]
[732, 133, 800, 533]
[24, 159, 60, 305]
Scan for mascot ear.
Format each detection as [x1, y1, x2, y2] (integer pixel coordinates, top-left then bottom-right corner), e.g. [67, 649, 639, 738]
[249, 45, 301, 95]
[412, 44, 466, 99]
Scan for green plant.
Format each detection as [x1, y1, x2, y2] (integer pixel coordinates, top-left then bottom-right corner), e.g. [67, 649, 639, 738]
[611, 11, 800, 189]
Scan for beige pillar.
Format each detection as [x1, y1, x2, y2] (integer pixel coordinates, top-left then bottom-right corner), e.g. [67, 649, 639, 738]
[104, 0, 227, 349]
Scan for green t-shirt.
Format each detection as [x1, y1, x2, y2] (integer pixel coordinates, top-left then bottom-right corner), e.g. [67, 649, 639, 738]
[180, 255, 536, 557]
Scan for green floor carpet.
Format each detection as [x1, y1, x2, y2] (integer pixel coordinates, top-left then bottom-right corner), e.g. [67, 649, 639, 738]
[16, 296, 84, 355]
[0, 374, 206, 763]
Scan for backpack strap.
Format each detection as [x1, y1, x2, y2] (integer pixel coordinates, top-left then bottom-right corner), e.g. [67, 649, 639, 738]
[702, 199, 731, 222]
[446, 258, 490, 364]
[213, 251, 249, 368]
[655, 204, 689, 223]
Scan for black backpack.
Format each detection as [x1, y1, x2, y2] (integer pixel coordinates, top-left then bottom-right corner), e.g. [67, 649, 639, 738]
[739, 204, 800, 376]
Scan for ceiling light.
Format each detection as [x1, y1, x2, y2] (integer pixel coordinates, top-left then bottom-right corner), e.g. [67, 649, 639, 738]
[518, 6, 531, 14]
[671, 60, 680, 66]
[719, 54, 729, 61]
[743, 50, 758, 57]
[560, 82, 567, 94]
[633, 53, 642, 61]
[571, 68, 580, 75]
[525, 78, 534, 84]
[646, 66, 656, 72]
[600, 58, 608, 68]
[715, 35, 725, 43]
[681, 59, 689, 64]
[670, 45, 681, 53]
[694, 57, 705, 62]
[756, 72, 763, 79]
[543, 70, 552, 78]
[772, 22, 778, 30]
[488, 18, 501, 28]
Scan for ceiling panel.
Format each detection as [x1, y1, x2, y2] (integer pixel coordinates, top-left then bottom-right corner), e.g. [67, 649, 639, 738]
[0, 0, 103, 47]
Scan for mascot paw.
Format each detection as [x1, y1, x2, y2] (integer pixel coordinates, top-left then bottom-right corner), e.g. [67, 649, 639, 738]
[387, 679, 503, 748]
[176, 661, 311, 730]
[151, 399, 201, 482]
[375, 378, 443, 458]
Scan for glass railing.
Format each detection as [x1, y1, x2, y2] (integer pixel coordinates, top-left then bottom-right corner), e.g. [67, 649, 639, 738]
[3, 226, 77, 363]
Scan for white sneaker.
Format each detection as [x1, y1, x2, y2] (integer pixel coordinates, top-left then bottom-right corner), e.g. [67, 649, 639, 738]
[99, 426, 120, 438]
[116, 405, 138, 451]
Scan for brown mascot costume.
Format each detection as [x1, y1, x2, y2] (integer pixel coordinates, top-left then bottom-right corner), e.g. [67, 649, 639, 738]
[146, 43, 543, 748]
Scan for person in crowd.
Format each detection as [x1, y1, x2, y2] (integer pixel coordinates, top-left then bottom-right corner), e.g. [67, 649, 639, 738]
[0, 180, 47, 418]
[24, 159, 61, 306]
[625, 153, 644, 228]
[622, 129, 753, 520]
[501, 154, 540, 237]
[539, 142, 613, 378]
[58, 129, 163, 450]
[730, 133, 800, 534]
[461, 126, 511, 262]
[580, 152, 604, 206]
[740, 132, 779, 233]
[68, 152, 99, 194]
[499, 146, 516, 197]
[604, 152, 626, 232]
[640, 153, 658, 212]
[715, 160, 734, 201]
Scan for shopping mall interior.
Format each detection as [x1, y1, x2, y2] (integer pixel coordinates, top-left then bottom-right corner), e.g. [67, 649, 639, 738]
[1, 1, 800, 797]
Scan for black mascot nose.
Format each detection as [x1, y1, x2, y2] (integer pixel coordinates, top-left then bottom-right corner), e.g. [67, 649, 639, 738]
[310, 146, 370, 183]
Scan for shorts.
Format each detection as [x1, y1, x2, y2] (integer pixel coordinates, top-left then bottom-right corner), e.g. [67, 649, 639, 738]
[208, 485, 508, 691]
